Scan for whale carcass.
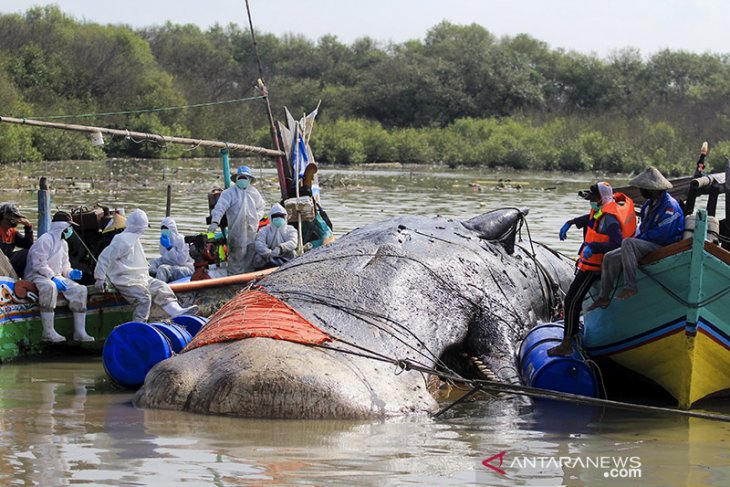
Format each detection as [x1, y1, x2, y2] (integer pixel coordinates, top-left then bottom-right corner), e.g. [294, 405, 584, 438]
[135, 208, 574, 418]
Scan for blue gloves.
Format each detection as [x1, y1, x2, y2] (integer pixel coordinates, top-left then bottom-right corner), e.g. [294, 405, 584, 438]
[559, 222, 571, 241]
[160, 234, 173, 250]
[69, 269, 83, 281]
[51, 276, 68, 292]
[582, 245, 593, 259]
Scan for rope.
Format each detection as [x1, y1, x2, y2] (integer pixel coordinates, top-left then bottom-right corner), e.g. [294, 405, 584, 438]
[639, 266, 730, 308]
[308, 340, 730, 423]
[433, 387, 482, 418]
[281, 289, 451, 373]
[29, 95, 266, 120]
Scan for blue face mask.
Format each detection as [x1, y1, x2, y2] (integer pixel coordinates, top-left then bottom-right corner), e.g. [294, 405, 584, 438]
[590, 202, 600, 212]
[272, 217, 286, 228]
[161, 229, 171, 239]
[236, 178, 250, 190]
[62, 227, 73, 239]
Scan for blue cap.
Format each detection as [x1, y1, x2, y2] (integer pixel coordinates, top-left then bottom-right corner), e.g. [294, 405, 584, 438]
[235, 165, 255, 181]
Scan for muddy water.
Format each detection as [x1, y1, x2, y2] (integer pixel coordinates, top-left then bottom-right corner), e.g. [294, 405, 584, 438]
[0, 160, 728, 486]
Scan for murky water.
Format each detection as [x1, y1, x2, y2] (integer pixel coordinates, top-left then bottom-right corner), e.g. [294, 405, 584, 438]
[0, 160, 728, 486]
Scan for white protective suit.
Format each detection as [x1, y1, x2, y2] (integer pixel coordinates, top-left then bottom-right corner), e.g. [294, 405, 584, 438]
[149, 216, 194, 283]
[253, 203, 298, 270]
[94, 209, 181, 322]
[210, 184, 266, 275]
[24, 220, 87, 314]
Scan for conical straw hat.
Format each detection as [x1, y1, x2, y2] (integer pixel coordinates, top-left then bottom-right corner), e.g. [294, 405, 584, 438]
[629, 166, 673, 190]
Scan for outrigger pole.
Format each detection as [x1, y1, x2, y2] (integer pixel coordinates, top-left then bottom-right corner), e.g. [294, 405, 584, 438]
[0, 116, 285, 159]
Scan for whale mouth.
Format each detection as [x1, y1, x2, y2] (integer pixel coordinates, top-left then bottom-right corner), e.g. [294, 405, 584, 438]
[134, 338, 439, 419]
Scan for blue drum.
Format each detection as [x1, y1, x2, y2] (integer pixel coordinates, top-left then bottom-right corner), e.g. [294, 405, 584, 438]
[170, 314, 209, 337]
[151, 322, 193, 353]
[102, 321, 172, 389]
[518, 322, 598, 397]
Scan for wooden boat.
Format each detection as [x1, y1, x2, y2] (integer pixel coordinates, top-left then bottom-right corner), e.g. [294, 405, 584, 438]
[0, 105, 322, 364]
[583, 169, 730, 408]
[0, 267, 275, 363]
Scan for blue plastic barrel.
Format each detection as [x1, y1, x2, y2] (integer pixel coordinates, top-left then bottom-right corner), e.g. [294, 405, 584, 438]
[102, 321, 172, 389]
[151, 322, 193, 353]
[518, 322, 598, 397]
[170, 314, 209, 337]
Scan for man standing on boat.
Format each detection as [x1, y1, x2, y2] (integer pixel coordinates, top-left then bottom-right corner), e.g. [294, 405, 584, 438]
[0, 204, 34, 278]
[24, 211, 93, 343]
[95, 209, 198, 322]
[548, 182, 636, 357]
[149, 216, 194, 283]
[208, 166, 266, 275]
[587, 167, 685, 310]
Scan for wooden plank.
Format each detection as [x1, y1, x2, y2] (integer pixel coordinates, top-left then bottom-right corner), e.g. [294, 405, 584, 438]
[640, 239, 692, 265]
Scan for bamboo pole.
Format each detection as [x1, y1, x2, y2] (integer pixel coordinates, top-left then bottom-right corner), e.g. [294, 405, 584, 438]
[37, 177, 51, 236]
[245, 0, 289, 199]
[165, 184, 172, 217]
[0, 116, 285, 159]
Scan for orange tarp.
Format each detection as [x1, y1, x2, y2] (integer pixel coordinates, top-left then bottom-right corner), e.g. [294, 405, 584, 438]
[183, 288, 333, 352]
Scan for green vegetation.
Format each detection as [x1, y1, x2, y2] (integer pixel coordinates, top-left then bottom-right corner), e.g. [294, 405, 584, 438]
[1, 6, 730, 174]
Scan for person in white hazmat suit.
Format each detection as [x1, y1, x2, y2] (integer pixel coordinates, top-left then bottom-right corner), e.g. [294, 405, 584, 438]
[94, 209, 198, 322]
[148, 216, 194, 283]
[253, 203, 298, 270]
[24, 211, 93, 343]
[207, 165, 266, 275]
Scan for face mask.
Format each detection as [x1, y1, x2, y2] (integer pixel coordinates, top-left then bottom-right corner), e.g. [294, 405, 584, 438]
[272, 217, 286, 228]
[236, 178, 250, 190]
[590, 202, 600, 212]
[161, 229, 171, 239]
[62, 227, 73, 239]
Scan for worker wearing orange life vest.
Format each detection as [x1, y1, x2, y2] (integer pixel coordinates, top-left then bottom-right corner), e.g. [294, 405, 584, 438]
[548, 182, 637, 357]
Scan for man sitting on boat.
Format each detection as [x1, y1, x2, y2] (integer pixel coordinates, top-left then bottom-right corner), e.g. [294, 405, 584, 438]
[207, 165, 266, 275]
[24, 211, 93, 343]
[0, 203, 34, 279]
[149, 216, 194, 283]
[587, 166, 685, 310]
[548, 182, 636, 357]
[94, 209, 198, 322]
[253, 203, 298, 270]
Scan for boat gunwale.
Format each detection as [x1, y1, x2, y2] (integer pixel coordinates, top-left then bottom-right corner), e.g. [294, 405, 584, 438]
[639, 238, 730, 267]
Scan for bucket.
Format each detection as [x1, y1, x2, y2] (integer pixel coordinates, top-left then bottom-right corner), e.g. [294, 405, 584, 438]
[102, 321, 172, 389]
[683, 214, 720, 244]
[151, 322, 193, 353]
[518, 322, 598, 397]
[170, 314, 209, 337]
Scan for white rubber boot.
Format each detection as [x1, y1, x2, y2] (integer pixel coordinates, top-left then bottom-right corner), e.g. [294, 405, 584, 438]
[162, 301, 199, 318]
[73, 312, 94, 342]
[41, 311, 66, 343]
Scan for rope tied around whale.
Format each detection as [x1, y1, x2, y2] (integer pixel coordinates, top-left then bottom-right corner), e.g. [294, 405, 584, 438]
[183, 288, 333, 351]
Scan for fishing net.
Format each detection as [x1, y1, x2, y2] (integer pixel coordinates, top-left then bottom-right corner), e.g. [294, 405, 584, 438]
[183, 287, 332, 352]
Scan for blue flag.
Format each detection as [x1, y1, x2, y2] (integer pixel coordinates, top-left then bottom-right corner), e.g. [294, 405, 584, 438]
[292, 130, 309, 181]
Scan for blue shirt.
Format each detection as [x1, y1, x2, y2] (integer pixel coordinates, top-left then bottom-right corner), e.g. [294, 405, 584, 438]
[638, 192, 684, 246]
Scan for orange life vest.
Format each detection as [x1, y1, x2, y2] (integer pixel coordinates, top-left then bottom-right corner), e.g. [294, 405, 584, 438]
[0, 227, 17, 244]
[577, 192, 637, 272]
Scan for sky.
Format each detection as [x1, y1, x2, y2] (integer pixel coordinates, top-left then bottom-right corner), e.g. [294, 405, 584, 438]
[2, 0, 730, 58]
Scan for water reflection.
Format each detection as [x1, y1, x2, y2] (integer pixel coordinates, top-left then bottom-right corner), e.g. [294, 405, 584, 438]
[1, 353, 729, 485]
